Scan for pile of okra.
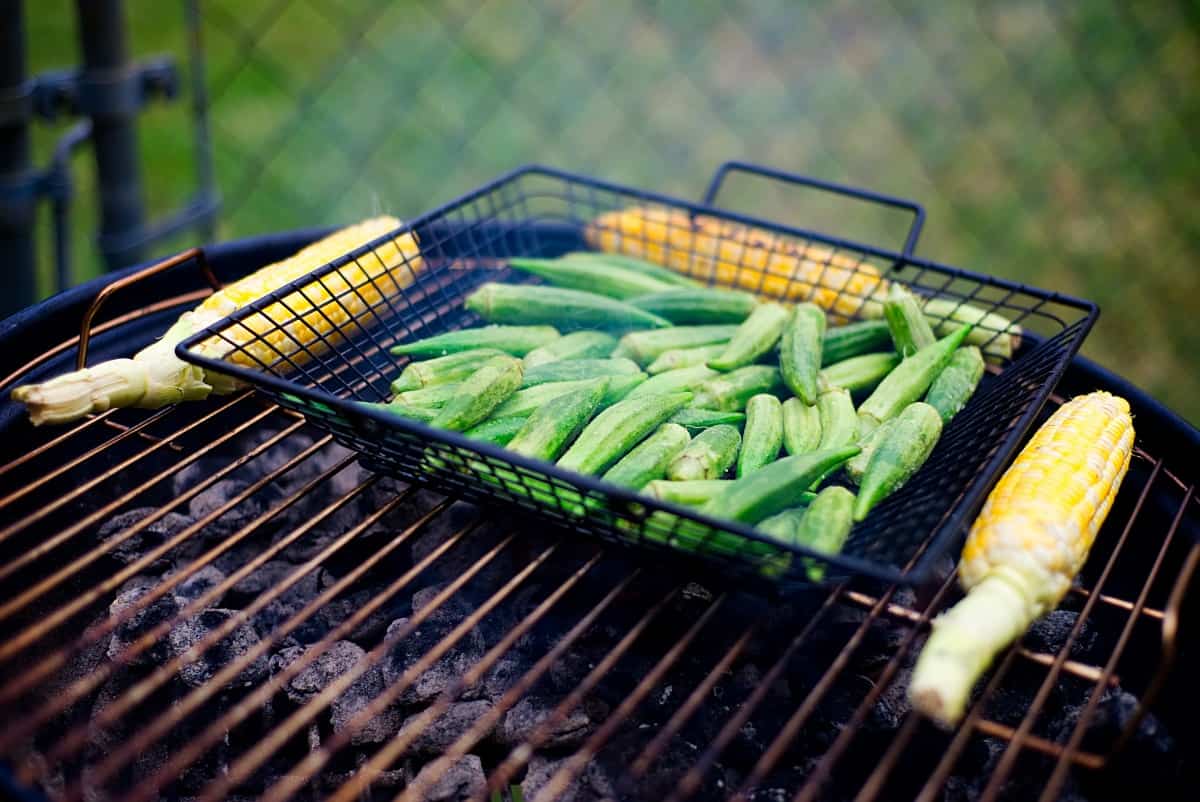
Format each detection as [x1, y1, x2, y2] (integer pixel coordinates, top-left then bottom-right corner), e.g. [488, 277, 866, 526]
[368, 251, 990, 579]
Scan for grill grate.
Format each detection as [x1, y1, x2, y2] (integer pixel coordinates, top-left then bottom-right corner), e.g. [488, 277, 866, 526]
[0, 253, 1197, 801]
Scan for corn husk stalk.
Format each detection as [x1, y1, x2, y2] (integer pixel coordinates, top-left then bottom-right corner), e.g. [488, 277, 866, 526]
[13, 217, 421, 425]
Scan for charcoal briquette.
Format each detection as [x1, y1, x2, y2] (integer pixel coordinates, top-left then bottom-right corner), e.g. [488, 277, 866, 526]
[97, 508, 200, 566]
[413, 754, 487, 802]
[166, 608, 268, 689]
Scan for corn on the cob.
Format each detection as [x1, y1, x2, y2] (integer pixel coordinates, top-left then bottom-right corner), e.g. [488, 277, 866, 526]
[585, 206, 1023, 355]
[12, 217, 420, 425]
[909, 391, 1134, 728]
[586, 205, 887, 318]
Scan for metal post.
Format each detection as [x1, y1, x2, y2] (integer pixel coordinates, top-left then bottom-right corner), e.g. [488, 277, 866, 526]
[75, 0, 146, 269]
[0, 0, 37, 316]
[185, 0, 216, 244]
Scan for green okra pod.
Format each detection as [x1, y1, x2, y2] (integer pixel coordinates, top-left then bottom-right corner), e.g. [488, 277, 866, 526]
[393, 382, 460, 408]
[844, 416, 898, 485]
[699, 446, 860, 525]
[391, 325, 560, 357]
[884, 283, 936, 357]
[817, 388, 857, 451]
[521, 357, 643, 387]
[613, 325, 741, 365]
[491, 373, 645, 418]
[521, 330, 617, 367]
[782, 397, 822, 456]
[925, 346, 985, 423]
[390, 348, 507, 393]
[856, 323, 972, 437]
[602, 423, 692, 490]
[507, 256, 676, 299]
[430, 354, 524, 431]
[368, 400, 437, 423]
[737, 394, 784, 477]
[564, 251, 702, 287]
[646, 343, 728, 374]
[821, 320, 893, 364]
[756, 506, 808, 543]
[854, 402, 943, 521]
[779, 303, 826, 405]
[464, 415, 530, 446]
[692, 365, 782, 412]
[708, 302, 790, 371]
[557, 391, 693, 475]
[642, 479, 736, 507]
[465, 282, 672, 330]
[819, 352, 901, 396]
[666, 424, 741, 481]
[668, 407, 747, 433]
[628, 287, 759, 325]
[796, 485, 856, 580]
[624, 364, 719, 401]
[507, 379, 609, 461]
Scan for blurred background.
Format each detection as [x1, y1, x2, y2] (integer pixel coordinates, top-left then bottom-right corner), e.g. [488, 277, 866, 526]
[10, 0, 1200, 422]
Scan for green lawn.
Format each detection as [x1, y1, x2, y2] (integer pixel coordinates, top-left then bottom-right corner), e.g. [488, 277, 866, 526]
[23, 0, 1200, 422]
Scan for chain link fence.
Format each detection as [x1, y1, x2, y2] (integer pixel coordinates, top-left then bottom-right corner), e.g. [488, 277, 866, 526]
[23, 0, 1200, 421]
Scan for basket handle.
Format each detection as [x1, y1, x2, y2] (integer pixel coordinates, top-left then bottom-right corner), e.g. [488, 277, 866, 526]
[701, 160, 926, 258]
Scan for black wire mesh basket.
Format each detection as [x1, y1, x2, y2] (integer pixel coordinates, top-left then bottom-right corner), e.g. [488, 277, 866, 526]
[177, 162, 1097, 588]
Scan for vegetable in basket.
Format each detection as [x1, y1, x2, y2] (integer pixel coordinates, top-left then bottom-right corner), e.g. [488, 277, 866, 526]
[13, 217, 419, 425]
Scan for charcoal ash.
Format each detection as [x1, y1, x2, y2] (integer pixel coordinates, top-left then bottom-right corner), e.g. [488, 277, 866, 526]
[382, 586, 488, 706]
[310, 584, 396, 646]
[412, 754, 487, 802]
[1023, 609, 1098, 658]
[395, 699, 493, 755]
[245, 565, 329, 642]
[229, 559, 296, 599]
[107, 581, 184, 664]
[328, 659, 404, 747]
[522, 753, 614, 802]
[408, 499, 517, 585]
[320, 752, 410, 793]
[187, 478, 285, 540]
[493, 696, 600, 750]
[166, 608, 268, 689]
[96, 508, 200, 568]
[280, 640, 366, 706]
[169, 564, 227, 605]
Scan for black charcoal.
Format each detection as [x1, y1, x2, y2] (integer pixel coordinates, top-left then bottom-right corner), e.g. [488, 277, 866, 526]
[167, 608, 268, 689]
[97, 508, 199, 566]
[413, 754, 486, 802]
[284, 640, 365, 706]
[396, 700, 492, 755]
[494, 696, 595, 749]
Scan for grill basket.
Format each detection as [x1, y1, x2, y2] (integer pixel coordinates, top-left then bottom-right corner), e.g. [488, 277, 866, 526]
[177, 162, 1097, 587]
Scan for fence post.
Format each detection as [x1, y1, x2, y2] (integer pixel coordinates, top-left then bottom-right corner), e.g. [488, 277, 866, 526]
[0, 0, 37, 316]
[75, 0, 147, 270]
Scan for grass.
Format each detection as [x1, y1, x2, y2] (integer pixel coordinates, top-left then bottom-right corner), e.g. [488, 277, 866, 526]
[22, 0, 1200, 423]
